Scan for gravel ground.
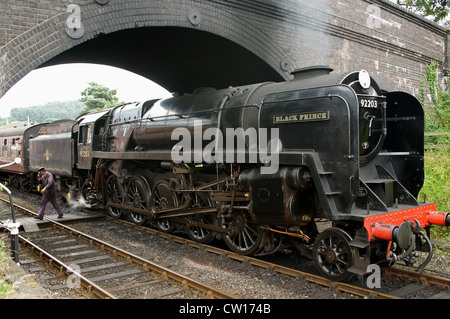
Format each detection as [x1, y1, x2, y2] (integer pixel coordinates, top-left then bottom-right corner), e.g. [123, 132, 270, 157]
[0, 233, 51, 299]
[1, 191, 449, 300]
[0, 192, 341, 299]
[72, 219, 343, 299]
[3, 218, 344, 299]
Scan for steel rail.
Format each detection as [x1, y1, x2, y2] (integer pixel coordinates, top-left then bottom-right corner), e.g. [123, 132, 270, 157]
[18, 235, 117, 299]
[107, 217, 398, 299]
[50, 220, 237, 299]
[5, 196, 449, 299]
[384, 266, 450, 288]
[1, 197, 236, 299]
[0, 198, 115, 298]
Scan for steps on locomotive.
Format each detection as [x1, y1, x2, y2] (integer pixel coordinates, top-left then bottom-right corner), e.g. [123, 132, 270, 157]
[306, 154, 343, 214]
[317, 170, 341, 196]
[362, 177, 395, 208]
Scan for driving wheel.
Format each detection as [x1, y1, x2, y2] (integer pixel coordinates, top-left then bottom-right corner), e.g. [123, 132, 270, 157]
[184, 191, 217, 244]
[222, 211, 263, 255]
[105, 175, 125, 219]
[151, 180, 178, 233]
[126, 176, 150, 225]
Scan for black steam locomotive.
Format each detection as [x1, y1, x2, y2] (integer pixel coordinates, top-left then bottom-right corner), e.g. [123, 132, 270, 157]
[1, 66, 448, 281]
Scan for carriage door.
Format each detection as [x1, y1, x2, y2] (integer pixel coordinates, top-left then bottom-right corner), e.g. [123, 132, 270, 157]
[78, 123, 93, 170]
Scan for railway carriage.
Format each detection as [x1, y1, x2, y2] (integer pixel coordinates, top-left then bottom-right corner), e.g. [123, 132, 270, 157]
[1, 66, 448, 281]
[0, 123, 45, 189]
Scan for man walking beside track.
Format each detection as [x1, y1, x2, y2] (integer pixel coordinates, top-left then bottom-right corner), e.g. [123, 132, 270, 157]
[34, 167, 63, 220]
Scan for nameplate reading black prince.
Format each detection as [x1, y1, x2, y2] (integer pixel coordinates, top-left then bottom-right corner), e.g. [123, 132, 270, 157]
[273, 111, 330, 124]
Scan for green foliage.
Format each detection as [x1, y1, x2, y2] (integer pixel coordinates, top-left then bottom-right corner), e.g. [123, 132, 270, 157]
[397, 0, 450, 25]
[8, 100, 86, 124]
[420, 150, 450, 240]
[0, 281, 12, 298]
[0, 118, 8, 127]
[0, 241, 8, 263]
[420, 60, 450, 148]
[424, 61, 450, 129]
[418, 61, 450, 241]
[420, 150, 450, 212]
[80, 82, 121, 114]
[0, 241, 12, 298]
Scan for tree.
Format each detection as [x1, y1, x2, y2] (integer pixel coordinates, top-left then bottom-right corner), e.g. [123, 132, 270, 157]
[397, 0, 449, 25]
[9, 100, 85, 123]
[80, 82, 120, 113]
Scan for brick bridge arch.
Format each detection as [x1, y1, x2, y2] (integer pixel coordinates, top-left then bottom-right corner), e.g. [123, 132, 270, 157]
[1, 1, 449, 100]
[0, 1, 293, 97]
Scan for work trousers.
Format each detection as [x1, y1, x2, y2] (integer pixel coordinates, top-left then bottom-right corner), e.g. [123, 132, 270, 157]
[38, 192, 62, 218]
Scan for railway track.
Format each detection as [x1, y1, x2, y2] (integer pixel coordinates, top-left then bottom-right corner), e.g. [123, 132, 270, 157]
[0, 198, 236, 299]
[104, 215, 450, 299]
[383, 266, 450, 298]
[1, 193, 449, 299]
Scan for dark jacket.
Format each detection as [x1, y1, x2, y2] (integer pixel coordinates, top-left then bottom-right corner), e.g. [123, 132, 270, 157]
[39, 172, 57, 195]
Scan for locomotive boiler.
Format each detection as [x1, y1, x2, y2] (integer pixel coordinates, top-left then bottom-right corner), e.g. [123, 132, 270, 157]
[1, 66, 448, 282]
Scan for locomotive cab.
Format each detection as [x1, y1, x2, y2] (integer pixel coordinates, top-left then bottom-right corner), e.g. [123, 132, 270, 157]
[76, 108, 111, 170]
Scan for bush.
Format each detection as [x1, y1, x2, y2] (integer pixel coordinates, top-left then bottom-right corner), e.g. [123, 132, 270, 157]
[419, 150, 450, 242]
[0, 241, 12, 298]
[418, 61, 450, 242]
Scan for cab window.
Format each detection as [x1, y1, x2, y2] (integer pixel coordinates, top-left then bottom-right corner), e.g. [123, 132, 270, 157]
[79, 125, 93, 145]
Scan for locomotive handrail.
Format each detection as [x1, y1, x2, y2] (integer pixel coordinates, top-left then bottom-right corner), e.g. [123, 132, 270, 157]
[378, 151, 415, 156]
[385, 116, 417, 121]
[141, 104, 259, 122]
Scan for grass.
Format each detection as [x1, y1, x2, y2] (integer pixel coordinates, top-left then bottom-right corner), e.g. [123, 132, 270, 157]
[419, 149, 450, 243]
[0, 240, 13, 298]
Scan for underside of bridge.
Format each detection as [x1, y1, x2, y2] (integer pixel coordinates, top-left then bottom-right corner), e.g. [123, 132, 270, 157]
[41, 27, 284, 95]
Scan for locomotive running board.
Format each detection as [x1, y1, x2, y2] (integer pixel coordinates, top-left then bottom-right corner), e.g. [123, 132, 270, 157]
[93, 150, 173, 161]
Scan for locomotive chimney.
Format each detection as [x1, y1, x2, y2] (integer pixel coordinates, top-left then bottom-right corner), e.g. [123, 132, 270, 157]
[290, 65, 333, 81]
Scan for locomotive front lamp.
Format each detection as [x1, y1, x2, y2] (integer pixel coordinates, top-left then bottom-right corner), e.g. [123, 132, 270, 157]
[359, 70, 371, 89]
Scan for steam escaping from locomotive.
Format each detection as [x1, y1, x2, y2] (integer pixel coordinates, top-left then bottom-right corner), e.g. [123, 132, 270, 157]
[66, 195, 92, 210]
[292, 0, 331, 68]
